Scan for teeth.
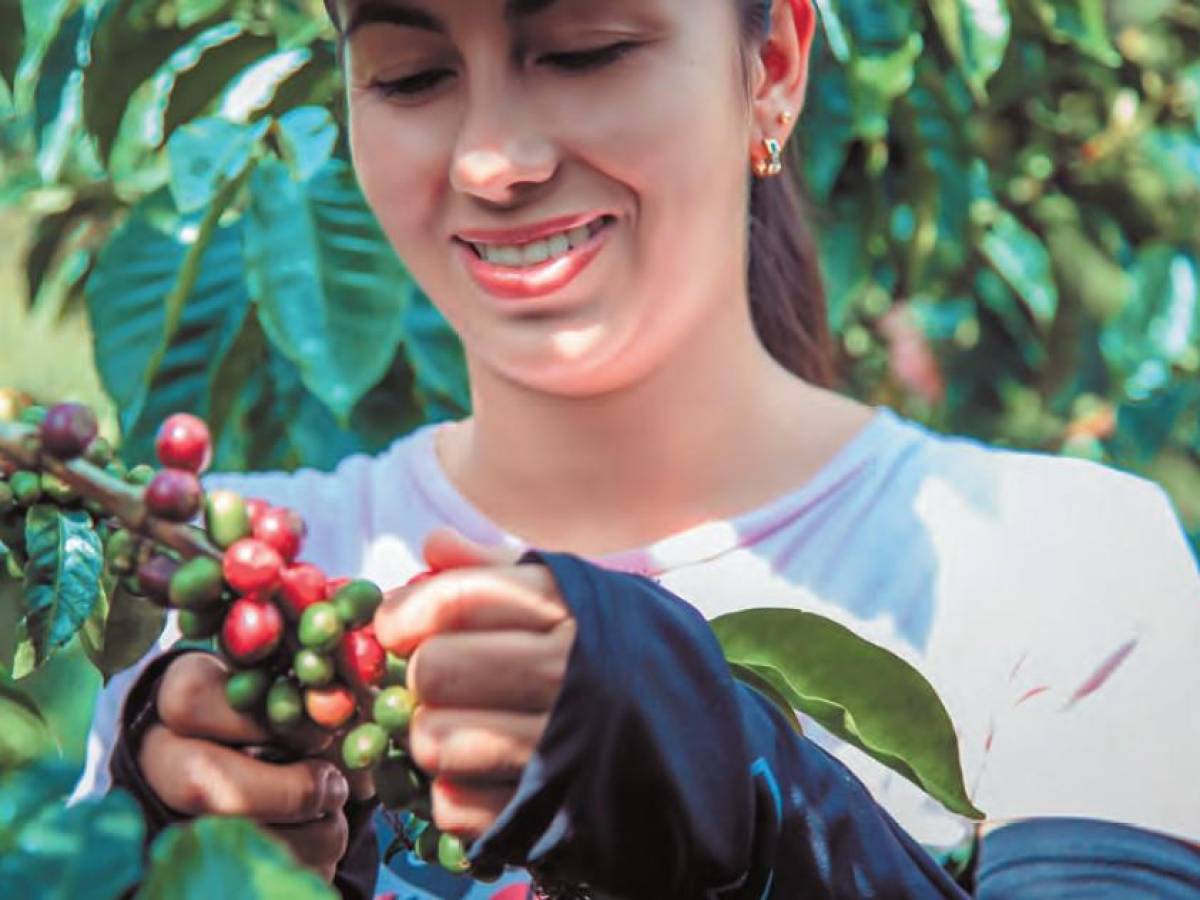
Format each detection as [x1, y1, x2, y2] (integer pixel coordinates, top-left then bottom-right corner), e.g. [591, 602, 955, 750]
[472, 219, 606, 268]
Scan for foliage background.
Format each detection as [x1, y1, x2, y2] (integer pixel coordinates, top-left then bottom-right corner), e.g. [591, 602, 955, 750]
[0, 0, 1198, 894]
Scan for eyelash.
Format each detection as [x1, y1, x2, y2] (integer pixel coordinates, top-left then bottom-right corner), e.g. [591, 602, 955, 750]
[371, 41, 638, 99]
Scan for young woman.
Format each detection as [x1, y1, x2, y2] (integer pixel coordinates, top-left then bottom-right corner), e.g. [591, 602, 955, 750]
[77, 0, 1200, 896]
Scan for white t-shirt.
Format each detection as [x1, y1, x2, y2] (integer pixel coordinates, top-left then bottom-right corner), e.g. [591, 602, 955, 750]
[75, 404, 1200, 860]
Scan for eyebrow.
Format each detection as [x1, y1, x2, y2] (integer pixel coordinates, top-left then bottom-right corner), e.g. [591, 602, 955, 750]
[343, 0, 561, 38]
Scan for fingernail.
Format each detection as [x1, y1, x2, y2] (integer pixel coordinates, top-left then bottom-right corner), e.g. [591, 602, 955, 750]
[323, 766, 350, 809]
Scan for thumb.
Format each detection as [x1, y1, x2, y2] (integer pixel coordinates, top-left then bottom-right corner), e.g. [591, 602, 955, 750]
[421, 527, 522, 572]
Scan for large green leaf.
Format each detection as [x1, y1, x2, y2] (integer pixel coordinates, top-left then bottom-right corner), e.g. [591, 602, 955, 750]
[167, 116, 266, 214]
[0, 0, 23, 91]
[0, 764, 143, 899]
[978, 208, 1059, 331]
[711, 608, 983, 819]
[80, 578, 167, 684]
[243, 158, 409, 423]
[0, 682, 51, 768]
[21, 505, 103, 665]
[86, 193, 253, 460]
[82, 0, 221, 160]
[400, 284, 471, 421]
[138, 817, 336, 900]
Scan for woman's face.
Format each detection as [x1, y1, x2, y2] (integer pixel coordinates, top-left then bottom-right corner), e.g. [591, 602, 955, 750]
[339, 0, 758, 397]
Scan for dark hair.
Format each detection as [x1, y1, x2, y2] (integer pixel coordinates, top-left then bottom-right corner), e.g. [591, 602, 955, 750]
[324, 0, 836, 388]
[739, 0, 835, 388]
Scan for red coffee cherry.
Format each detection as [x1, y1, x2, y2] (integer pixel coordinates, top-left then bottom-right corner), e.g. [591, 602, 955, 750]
[253, 506, 304, 562]
[304, 684, 356, 730]
[244, 497, 270, 529]
[154, 413, 212, 474]
[221, 593, 284, 666]
[337, 627, 386, 688]
[223, 538, 283, 595]
[145, 469, 203, 522]
[40, 403, 99, 460]
[278, 563, 328, 619]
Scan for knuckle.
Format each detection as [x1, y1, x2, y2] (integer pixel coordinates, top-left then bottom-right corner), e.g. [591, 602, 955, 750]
[175, 747, 219, 816]
[408, 706, 441, 775]
[157, 654, 219, 731]
[410, 641, 454, 705]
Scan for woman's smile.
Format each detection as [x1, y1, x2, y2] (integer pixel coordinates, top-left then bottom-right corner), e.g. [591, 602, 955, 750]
[454, 214, 618, 302]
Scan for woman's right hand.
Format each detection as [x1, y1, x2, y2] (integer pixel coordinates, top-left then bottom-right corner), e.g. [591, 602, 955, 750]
[136, 653, 352, 882]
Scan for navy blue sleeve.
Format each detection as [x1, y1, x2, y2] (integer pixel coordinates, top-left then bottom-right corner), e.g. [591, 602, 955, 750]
[976, 818, 1200, 898]
[468, 551, 969, 899]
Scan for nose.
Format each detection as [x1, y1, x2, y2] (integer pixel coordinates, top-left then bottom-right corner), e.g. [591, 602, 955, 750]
[450, 80, 557, 205]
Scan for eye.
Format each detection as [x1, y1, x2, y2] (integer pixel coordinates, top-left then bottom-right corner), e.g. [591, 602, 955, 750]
[540, 41, 638, 72]
[371, 68, 455, 99]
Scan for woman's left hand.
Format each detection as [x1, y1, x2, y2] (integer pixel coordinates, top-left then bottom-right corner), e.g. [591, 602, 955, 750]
[373, 528, 576, 841]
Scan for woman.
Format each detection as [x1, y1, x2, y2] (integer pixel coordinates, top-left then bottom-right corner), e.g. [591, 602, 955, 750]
[78, 0, 1200, 896]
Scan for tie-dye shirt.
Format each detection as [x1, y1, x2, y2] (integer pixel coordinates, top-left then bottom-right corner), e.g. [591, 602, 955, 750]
[75, 404, 1200, 896]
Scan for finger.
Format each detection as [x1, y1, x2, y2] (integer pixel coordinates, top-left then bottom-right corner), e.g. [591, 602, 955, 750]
[408, 625, 574, 710]
[139, 726, 350, 824]
[409, 706, 546, 781]
[432, 777, 514, 841]
[375, 565, 567, 657]
[157, 653, 332, 755]
[157, 653, 269, 745]
[423, 527, 522, 572]
[267, 812, 350, 874]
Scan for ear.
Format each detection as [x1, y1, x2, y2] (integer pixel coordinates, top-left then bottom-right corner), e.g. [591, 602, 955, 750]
[750, 0, 816, 146]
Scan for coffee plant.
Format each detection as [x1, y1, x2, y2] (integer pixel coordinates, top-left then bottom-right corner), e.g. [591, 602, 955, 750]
[1, 0, 1197, 894]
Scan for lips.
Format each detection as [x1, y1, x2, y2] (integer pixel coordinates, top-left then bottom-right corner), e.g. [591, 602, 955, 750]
[454, 214, 616, 301]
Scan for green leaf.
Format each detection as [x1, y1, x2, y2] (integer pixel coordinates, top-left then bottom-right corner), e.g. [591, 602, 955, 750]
[85, 192, 253, 458]
[728, 663, 803, 734]
[0, 0, 23, 91]
[161, 26, 277, 143]
[20, 505, 103, 664]
[243, 158, 408, 423]
[0, 766, 144, 898]
[0, 681, 52, 768]
[1042, 0, 1121, 66]
[978, 209, 1059, 330]
[927, 0, 1011, 102]
[400, 285, 471, 420]
[0, 760, 77, 834]
[711, 608, 983, 819]
[167, 116, 266, 214]
[83, 0, 220, 160]
[275, 106, 338, 182]
[138, 817, 337, 900]
[81, 578, 167, 684]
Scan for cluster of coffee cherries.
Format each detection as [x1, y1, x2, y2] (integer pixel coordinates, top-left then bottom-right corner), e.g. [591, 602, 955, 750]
[6, 400, 499, 880]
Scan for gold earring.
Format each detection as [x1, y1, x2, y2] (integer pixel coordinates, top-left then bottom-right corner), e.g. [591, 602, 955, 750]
[753, 138, 784, 178]
[778, 111, 793, 126]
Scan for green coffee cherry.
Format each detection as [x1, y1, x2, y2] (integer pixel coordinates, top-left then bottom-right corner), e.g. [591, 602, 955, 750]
[17, 405, 46, 426]
[267, 678, 304, 729]
[105, 460, 128, 481]
[168, 556, 225, 609]
[40, 472, 77, 504]
[0, 483, 14, 514]
[374, 756, 423, 809]
[298, 602, 343, 652]
[204, 489, 251, 550]
[10, 471, 41, 506]
[342, 722, 388, 770]
[294, 648, 335, 687]
[438, 833, 471, 875]
[104, 529, 138, 575]
[178, 606, 224, 640]
[84, 436, 114, 466]
[373, 686, 415, 735]
[225, 669, 270, 712]
[126, 464, 156, 486]
[331, 580, 383, 629]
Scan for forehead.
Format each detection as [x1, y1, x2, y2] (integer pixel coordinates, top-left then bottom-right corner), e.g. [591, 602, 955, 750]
[333, 0, 568, 33]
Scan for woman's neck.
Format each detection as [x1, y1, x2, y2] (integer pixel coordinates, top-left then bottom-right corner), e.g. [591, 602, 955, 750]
[437, 317, 873, 557]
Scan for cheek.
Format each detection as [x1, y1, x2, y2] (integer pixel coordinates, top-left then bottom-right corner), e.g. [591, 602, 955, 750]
[348, 98, 444, 258]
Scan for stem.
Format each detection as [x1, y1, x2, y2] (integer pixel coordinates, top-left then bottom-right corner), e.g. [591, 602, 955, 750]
[0, 421, 221, 562]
